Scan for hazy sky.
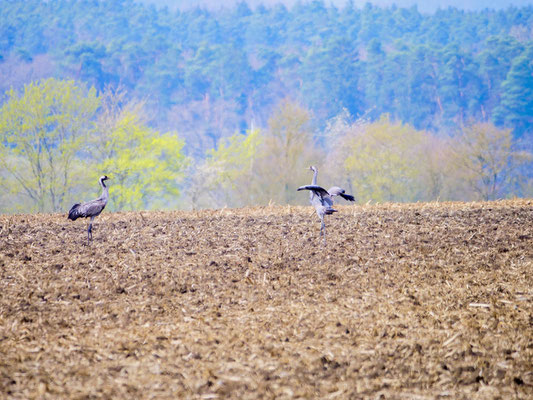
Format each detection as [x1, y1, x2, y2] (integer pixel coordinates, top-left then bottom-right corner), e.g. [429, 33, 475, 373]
[142, 0, 533, 13]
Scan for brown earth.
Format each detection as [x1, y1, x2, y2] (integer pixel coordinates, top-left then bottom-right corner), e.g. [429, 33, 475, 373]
[0, 200, 532, 399]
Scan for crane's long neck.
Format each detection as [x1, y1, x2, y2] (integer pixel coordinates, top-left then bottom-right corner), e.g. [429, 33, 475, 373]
[311, 168, 318, 185]
[309, 167, 318, 202]
[100, 179, 109, 203]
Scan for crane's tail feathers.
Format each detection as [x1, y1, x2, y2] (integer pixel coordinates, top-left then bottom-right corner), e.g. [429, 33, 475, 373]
[325, 208, 338, 215]
[340, 193, 355, 201]
[68, 203, 82, 220]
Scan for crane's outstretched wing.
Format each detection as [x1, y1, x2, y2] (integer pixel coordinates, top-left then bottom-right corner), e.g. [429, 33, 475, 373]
[297, 185, 330, 198]
[298, 185, 335, 208]
[328, 186, 355, 202]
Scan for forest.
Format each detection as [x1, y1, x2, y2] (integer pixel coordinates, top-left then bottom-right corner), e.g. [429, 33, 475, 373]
[0, 0, 532, 212]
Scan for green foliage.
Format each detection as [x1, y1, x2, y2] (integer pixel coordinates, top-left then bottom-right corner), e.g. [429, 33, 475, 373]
[0, 81, 188, 213]
[207, 128, 261, 188]
[338, 116, 531, 203]
[0, 78, 99, 212]
[92, 105, 187, 211]
[1, 0, 532, 156]
[187, 128, 262, 209]
[256, 99, 320, 205]
[299, 37, 362, 121]
[64, 42, 109, 90]
[186, 100, 319, 208]
[344, 115, 435, 203]
[496, 44, 533, 135]
[187, 106, 531, 208]
[446, 122, 530, 200]
[1, 1, 533, 209]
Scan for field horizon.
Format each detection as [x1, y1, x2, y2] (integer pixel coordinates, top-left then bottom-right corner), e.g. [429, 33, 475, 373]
[1, 200, 532, 399]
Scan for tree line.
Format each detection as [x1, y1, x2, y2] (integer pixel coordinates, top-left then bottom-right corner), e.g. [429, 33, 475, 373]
[1, 0, 532, 158]
[1, 79, 530, 213]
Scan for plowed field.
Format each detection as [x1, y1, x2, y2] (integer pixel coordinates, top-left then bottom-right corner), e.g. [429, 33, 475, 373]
[1, 200, 532, 399]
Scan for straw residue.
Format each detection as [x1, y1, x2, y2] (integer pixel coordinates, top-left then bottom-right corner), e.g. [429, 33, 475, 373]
[0, 200, 532, 399]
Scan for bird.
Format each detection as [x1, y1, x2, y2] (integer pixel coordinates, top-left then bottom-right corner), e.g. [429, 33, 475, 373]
[297, 166, 355, 244]
[297, 184, 337, 243]
[307, 166, 355, 203]
[68, 175, 110, 244]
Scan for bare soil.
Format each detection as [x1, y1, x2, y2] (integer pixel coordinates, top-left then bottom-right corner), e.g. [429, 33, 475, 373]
[1, 200, 532, 399]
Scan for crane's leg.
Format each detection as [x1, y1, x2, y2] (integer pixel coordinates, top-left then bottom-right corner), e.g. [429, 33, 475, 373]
[321, 218, 327, 245]
[87, 216, 95, 245]
[319, 216, 327, 245]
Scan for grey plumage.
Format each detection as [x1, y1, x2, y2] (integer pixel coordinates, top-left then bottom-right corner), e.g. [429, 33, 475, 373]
[68, 175, 110, 244]
[306, 166, 355, 203]
[297, 184, 337, 243]
[297, 166, 354, 244]
[327, 186, 355, 202]
[297, 185, 336, 208]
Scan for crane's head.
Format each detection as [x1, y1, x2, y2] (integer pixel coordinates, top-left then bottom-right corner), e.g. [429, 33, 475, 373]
[308, 166, 317, 173]
[100, 175, 110, 182]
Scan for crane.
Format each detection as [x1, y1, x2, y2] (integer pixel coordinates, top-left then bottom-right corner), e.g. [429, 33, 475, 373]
[68, 175, 110, 244]
[307, 166, 355, 203]
[297, 166, 355, 243]
[297, 184, 337, 243]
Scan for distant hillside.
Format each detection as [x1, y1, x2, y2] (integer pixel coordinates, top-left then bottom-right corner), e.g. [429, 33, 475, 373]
[1, 0, 532, 154]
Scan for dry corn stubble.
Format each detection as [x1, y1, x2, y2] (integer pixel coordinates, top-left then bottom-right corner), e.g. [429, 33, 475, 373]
[0, 200, 532, 399]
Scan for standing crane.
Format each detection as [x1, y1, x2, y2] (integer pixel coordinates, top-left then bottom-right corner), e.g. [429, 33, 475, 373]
[68, 175, 110, 244]
[297, 166, 355, 243]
